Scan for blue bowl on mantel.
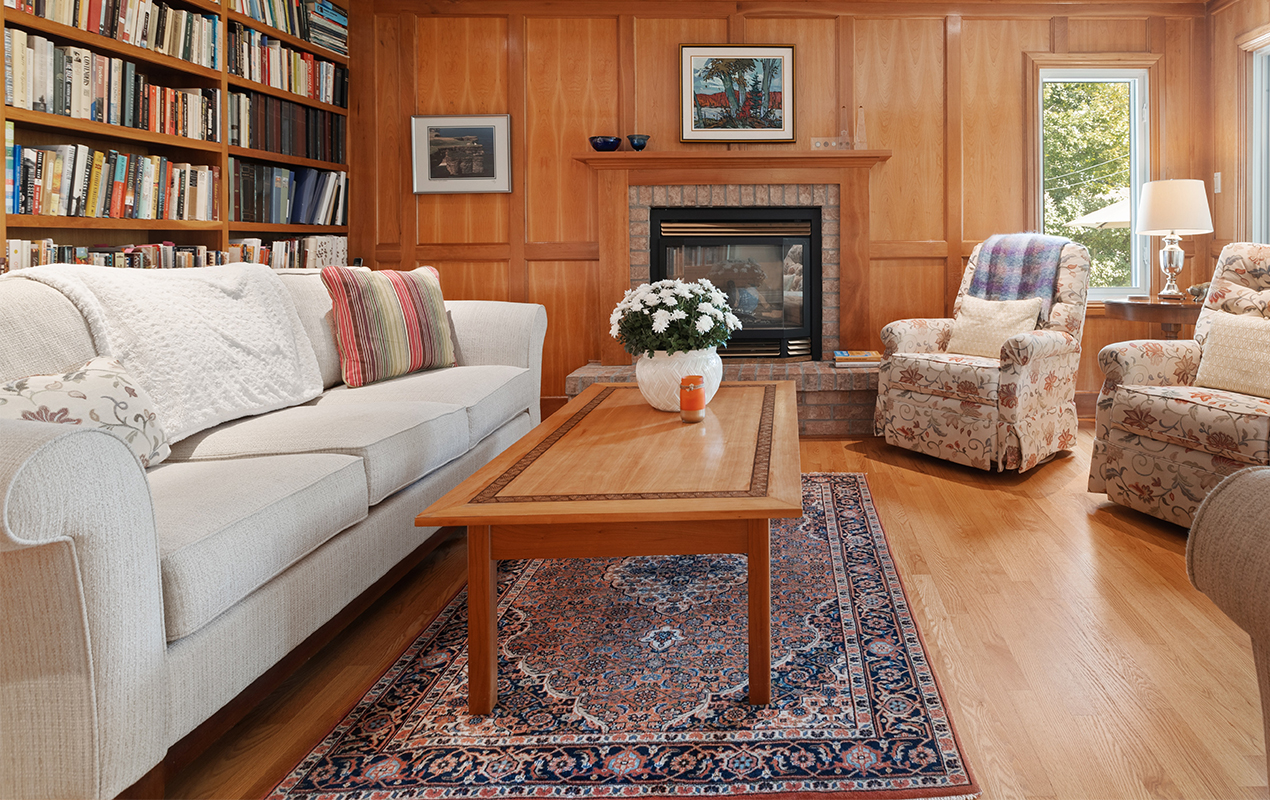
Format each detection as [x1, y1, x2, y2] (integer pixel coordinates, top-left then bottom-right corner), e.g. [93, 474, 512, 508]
[589, 136, 622, 152]
[627, 134, 651, 151]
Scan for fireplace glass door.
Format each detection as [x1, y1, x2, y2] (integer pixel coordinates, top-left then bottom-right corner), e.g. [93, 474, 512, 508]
[652, 208, 820, 359]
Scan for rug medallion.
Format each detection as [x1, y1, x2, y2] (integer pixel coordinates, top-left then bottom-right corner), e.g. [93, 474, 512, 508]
[269, 473, 978, 799]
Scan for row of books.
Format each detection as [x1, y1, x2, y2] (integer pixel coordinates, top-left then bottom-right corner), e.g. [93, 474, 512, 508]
[228, 157, 345, 226]
[228, 0, 347, 57]
[6, 139, 221, 221]
[5, 33, 220, 141]
[305, 0, 346, 57]
[228, 22, 348, 108]
[230, 234, 347, 269]
[228, 91, 345, 164]
[3, 238, 229, 271]
[3, 0, 222, 70]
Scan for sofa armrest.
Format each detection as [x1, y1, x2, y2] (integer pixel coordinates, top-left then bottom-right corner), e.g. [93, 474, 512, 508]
[446, 300, 548, 425]
[880, 318, 952, 357]
[1189, 466, 1270, 635]
[0, 421, 167, 800]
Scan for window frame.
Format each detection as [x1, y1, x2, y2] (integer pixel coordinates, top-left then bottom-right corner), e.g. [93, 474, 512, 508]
[1252, 45, 1270, 243]
[1025, 53, 1161, 302]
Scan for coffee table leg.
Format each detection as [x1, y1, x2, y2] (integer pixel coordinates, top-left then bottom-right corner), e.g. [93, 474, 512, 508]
[467, 524, 498, 714]
[747, 518, 772, 705]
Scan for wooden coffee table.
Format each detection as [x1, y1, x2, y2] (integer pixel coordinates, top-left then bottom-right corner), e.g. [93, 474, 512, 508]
[415, 381, 803, 714]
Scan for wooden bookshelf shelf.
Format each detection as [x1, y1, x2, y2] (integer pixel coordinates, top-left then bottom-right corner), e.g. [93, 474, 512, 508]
[7, 107, 225, 154]
[228, 223, 348, 233]
[6, 10, 224, 80]
[6, 216, 224, 230]
[228, 145, 345, 170]
[226, 76, 347, 115]
[226, 10, 349, 66]
[2, 1, 351, 265]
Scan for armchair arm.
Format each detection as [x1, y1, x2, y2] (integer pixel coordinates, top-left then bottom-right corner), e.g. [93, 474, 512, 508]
[445, 300, 548, 425]
[997, 330, 1081, 425]
[879, 318, 952, 357]
[1000, 329, 1079, 366]
[1097, 339, 1201, 393]
[0, 421, 167, 800]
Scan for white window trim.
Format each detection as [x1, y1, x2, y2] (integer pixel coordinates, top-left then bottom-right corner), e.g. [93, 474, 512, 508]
[1038, 67, 1151, 301]
[1252, 46, 1270, 244]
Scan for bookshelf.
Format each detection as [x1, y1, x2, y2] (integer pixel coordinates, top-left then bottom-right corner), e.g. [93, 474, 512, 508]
[1, 0, 350, 269]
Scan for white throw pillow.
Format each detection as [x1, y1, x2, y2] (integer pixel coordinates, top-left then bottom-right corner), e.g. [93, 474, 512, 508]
[945, 295, 1044, 358]
[1195, 313, 1270, 398]
[0, 356, 171, 466]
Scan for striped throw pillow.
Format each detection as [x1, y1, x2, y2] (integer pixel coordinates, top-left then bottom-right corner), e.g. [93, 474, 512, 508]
[320, 266, 456, 388]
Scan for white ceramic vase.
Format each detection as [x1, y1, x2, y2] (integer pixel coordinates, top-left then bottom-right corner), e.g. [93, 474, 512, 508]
[634, 347, 724, 412]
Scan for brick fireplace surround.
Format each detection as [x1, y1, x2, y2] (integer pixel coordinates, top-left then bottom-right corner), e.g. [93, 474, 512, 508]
[566, 152, 889, 436]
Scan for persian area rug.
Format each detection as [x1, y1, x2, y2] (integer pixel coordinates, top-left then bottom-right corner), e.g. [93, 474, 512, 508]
[269, 473, 978, 800]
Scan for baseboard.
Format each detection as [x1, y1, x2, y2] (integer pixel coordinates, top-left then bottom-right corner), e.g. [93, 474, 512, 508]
[1076, 391, 1098, 421]
[122, 527, 462, 799]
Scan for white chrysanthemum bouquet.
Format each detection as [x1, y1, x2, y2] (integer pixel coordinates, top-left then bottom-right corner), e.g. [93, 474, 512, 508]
[610, 279, 742, 357]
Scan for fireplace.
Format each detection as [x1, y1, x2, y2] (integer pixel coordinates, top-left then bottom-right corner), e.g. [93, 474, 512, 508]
[650, 207, 821, 360]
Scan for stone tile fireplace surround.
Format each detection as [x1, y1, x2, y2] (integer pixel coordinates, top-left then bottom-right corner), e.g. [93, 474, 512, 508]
[566, 152, 889, 436]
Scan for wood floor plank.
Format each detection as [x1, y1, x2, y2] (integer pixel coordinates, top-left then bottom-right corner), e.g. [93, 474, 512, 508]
[167, 426, 1267, 800]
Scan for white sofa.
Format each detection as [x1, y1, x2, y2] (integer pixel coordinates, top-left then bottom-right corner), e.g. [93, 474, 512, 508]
[0, 268, 547, 799]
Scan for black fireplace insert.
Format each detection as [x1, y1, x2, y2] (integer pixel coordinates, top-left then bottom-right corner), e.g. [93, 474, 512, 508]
[650, 207, 821, 360]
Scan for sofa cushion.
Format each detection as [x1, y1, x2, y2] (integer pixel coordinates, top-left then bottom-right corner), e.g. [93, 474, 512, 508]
[167, 402, 468, 505]
[0, 356, 171, 467]
[1109, 383, 1270, 465]
[314, 365, 535, 448]
[148, 453, 369, 641]
[0, 277, 97, 382]
[883, 351, 1002, 405]
[321, 266, 455, 388]
[275, 269, 343, 389]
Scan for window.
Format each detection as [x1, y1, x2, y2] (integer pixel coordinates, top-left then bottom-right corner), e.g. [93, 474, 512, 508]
[1252, 46, 1270, 243]
[1039, 68, 1150, 299]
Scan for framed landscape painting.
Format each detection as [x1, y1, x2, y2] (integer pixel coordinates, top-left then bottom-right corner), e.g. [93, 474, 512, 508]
[410, 114, 512, 194]
[680, 45, 795, 142]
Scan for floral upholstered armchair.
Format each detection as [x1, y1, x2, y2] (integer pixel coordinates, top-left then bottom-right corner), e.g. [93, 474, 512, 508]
[874, 240, 1091, 472]
[1089, 242, 1270, 526]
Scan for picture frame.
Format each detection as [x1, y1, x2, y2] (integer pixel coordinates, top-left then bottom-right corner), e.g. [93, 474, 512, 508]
[680, 45, 795, 143]
[410, 114, 512, 194]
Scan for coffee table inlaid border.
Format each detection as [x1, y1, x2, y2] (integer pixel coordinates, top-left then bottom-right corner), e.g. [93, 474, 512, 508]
[472, 383, 777, 504]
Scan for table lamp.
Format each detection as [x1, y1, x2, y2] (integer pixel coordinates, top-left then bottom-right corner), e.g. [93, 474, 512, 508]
[1136, 179, 1213, 299]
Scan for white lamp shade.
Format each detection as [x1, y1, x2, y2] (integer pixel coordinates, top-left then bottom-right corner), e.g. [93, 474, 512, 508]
[1136, 179, 1213, 236]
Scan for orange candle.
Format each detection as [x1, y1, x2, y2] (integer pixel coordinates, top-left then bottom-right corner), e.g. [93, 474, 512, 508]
[680, 375, 706, 423]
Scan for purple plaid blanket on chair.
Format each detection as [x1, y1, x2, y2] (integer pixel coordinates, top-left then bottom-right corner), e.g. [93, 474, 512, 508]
[968, 233, 1069, 318]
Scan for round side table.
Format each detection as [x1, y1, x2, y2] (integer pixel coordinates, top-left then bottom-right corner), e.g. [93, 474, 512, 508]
[1102, 298, 1203, 340]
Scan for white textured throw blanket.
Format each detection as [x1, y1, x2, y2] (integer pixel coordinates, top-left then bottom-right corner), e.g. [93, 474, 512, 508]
[18, 263, 323, 441]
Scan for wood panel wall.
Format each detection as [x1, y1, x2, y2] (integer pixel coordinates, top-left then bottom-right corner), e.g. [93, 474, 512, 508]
[350, 0, 1212, 410]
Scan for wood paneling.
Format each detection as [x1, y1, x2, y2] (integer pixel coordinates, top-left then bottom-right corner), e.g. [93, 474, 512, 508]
[1068, 18, 1148, 51]
[632, 18, 728, 150]
[431, 261, 512, 302]
[742, 18, 840, 150]
[524, 18, 620, 243]
[962, 19, 1051, 240]
[869, 258, 948, 352]
[415, 17, 511, 246]
[525, 260, 602, 398]
[374, 14, 406, 249]
[855, 18, 946, 241]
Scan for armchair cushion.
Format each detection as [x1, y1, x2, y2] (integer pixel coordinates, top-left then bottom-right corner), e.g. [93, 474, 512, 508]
[1195, 313, 1270, 398]
[946, 295, 1043, 358]
[1109, 384, 1270, 465]
[884, 351, 1001, 405]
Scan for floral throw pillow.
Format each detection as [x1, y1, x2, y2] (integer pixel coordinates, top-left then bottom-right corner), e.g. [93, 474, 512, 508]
[0, 357, 171, 467]
[320, 265, 456, 388]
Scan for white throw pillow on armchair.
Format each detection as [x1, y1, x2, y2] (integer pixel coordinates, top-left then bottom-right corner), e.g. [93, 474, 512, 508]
[945, 295, 1044, 359]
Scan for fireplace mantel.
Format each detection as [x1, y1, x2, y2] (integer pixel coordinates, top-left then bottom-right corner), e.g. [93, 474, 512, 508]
[575, 149, 891, 365]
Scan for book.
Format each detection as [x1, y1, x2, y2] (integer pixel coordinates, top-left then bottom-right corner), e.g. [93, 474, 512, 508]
[833, 350, 882, 364]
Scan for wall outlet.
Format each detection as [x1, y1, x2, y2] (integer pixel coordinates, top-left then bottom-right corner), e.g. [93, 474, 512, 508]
[1214, 172, 1222, 193]
[811, 137, 851, 150]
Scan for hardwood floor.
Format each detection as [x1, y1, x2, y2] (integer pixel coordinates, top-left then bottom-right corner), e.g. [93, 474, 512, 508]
[168, 425, 1267, 800]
